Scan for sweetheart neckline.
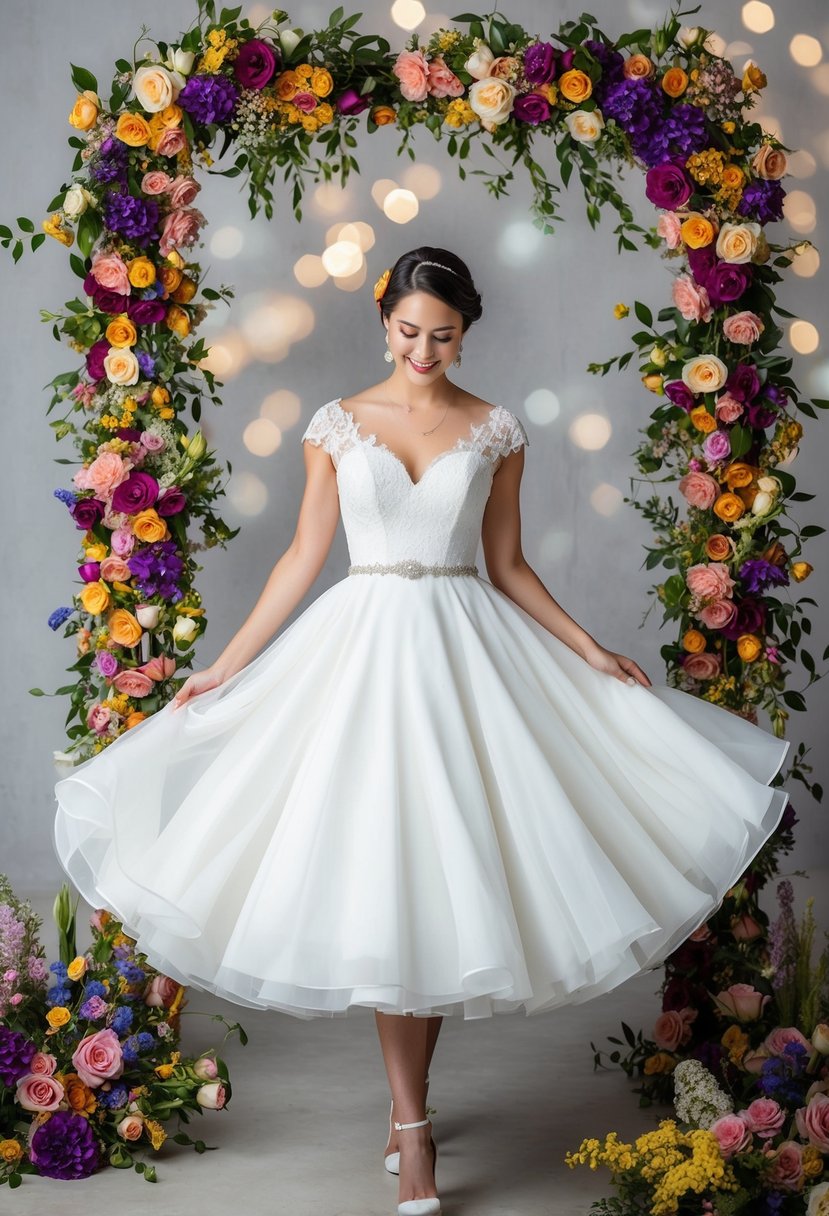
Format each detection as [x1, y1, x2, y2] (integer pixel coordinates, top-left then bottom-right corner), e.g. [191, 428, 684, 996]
[331, 397, 504, 488]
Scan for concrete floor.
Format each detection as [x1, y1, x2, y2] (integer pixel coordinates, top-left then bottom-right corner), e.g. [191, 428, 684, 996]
[8, 869, 827, 1215]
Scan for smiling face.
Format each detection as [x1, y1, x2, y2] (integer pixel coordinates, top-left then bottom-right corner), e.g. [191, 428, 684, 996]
[383, 290, 464, 380]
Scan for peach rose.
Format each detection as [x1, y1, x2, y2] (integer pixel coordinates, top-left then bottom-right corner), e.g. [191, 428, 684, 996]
[74, 450, 130, 499]
[678, 470, 719, 509]
[16, 1072, 65, 1112]
[112, 670, 154, 698]
[392, 49, 430, 101]
[69, 90, 101, 131]
[91, 250, 131, 295]
[104, 348, 140, 386]
[116, 1113, 145, 1141]
[623, 54, 655, 79]
[672, 275, 713, 322]
[661, 67, 688, 97]
[489, 55, 521, 80]
[752, 143, 787, 180]
[657, 211, 682, 248]
[731, 913, 763, 940]
[107, 608, 143, 648]
[715, 392, 745, 423]
[169, 175, 202, 208]
[154, 126, 189, 158]
[687, 561, 735, 602]
[723, 311, 764, 344]
[159, 208, 204, 257]
[141, 170, 173, 195]
[709, 1112, 753, 1158]
[712, 983, 770, 1022]
[742, 1097, 787, 1138]
[716, 221, 762, 264]
[705, 534, 733, 561]
[684, 651, 721, 679]
[653, 1006, 698, 1050]
[425, 55, 465, 98]
[140, 654, 177, 681]
[769, 1141, 805, 1191]
[682, 354, 729, 394]
[468, 76, 517, 127]
[72, 1028, 125, 1088]
[144, 974, 182, 1008]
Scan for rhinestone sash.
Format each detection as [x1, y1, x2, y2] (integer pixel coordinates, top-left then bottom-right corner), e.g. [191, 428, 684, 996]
[347, 559, 479, 579]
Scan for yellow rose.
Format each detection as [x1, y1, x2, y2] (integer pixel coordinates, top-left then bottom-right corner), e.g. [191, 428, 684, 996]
[316, 102, 334, 125]
[127, 257, 156, 288]
[69, 90, 101, 131]
[310, 67, 333, 97]
[63, 1073, 96, 1115]
[558, 69, 592, 103]
[661, 67, 688, 98]
[680, 213, 716, 248]
[370, 105, 397, 126]
[742, 63, 767, 93]
[682, 355, 729, 394]
[689, 405, 717, 433]
[296, 62, 313, 78]
[84, 542, 108, 561]
[713, 492, 746, 523]
[132, 508, 170, 543]
[159, 264, 183, 294]
[737, 634, 763, 661]
[114, 112, 152, 147]
[164, 304, 191, 337]
[468, 76, 517, 126]
[166, 250, 185, 269]
[724, 461, 756, 489]
[683, 629, 707, 653]
[156, 102, 183, 129]
[107, 607, 144, 647]
[275, 70, 301, 101]
[151, 385, 171, 406]
[42, 214, 74, 247]
[171, 276, 198, 304]
[721, 164, 745, 190]
[642, 373, 664, 394]
[716, 221, 762, 264]
[791, 561, 813, 581]
[105, 317, 138, 348]
[613, 302, 629, 319]
[125, 711, 148, 729]
[67, 955, 88, 981]
[802, 1146, 824, 1178]
[643, 1052, 676, 1075]
[0, 1139, 23, 1164]
[80, 580, 112, 616]
[46, 1006, 72, 1029]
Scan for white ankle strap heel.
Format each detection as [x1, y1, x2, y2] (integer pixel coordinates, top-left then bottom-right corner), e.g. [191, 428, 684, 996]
[394, 1116, 440, 1216]
[384, 1072, 432, 1176]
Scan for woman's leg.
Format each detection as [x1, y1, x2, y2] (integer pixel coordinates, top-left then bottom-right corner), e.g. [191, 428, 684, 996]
[375, 1010, 442, 1202]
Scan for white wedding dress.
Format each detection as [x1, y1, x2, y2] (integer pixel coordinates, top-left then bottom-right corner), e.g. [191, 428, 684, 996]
[53, 397, 791, 1020]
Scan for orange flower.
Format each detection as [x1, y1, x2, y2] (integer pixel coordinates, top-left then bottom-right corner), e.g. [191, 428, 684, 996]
[713, 492, 746, 523]
[171, 276, 198, 304]
[661, 67, 688, 97]
[682, 629, 707, 654]
[680, 214, 716, 248]
[724, 461, 755, 489]
[689, 405, 717, 433]
[132, 508, 170, 544]
[374, 267, 392, 310]
[705, 534, 733, 561]
[370, 105, 397, 125]
[107, 607, 143, 647]
[115, 112, 152, 147]
[737, 634, 762, 661]
[558, 69, 592, 103]
[791, 561, 813, 581]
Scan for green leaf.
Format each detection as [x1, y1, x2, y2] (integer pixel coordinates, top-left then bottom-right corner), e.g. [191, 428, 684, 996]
[634, 300, 653, 328]
[450, 11, 483, 20]
[17, 215, 35, 233]
[70, 63, 98, 94]
[69, 252, 88, 280]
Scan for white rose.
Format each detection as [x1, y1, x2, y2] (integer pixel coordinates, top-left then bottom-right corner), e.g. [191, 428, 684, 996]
[195, 1081, 224, 1109]
[678, 26, 704, 48]
[135, 604, 161, 629]
[716, 221, 762, 264]
[564, 108, 604, 143]
[172, 617, 198, 644]
[465, 43, 495, 79]
[468, 76, 517, 126]
[812, 1024, 829, 1055]
[103, 348, 140, 386]
[756, 475, 781, 495]
[279, 28, 303, 57]
[681, 354, 729, 394]
[133, 64, 176, 112]
[165, 47, 195, 75]
[751, 491, 775, 516]
[63, 184, 95, 218]
[650, 344, 669, 368]
[807, 1182, 829, 1216]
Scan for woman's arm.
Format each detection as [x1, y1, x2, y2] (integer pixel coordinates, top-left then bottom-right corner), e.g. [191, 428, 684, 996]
[481, 447, 651, 686]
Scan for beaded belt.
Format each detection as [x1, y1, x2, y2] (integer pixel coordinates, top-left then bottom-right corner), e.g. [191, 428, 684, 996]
[347, 559, 479, 579]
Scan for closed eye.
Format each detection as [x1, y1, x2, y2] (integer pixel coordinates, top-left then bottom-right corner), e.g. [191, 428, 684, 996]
[401, 329, 451, 344]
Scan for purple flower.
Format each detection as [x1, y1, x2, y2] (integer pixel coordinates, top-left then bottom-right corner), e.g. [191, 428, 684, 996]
[558, 48, 575, 72]
[85, 338, 110, 381]
[719, 596, 766, 640]
[178, 73, 239, 125]
[30, 1109, 102, 1180]
[111, 470, 160, 514]
[739, 558, 789, 593]
[602, 77, 663, 143]
[157, 486, 187, 516]
[103, 190, 160, 248]
[0, 1026, 36, 1086]
[97, 1081, 129, 1109]
[83, 272, 131, 315]
[726, 362, 761, 402]
[664, 380, 696, 412]
[70, 496, 105, 531]
[738, 178, 786, 225]
[706, 261, 753, 306]
[584, 39, 625, 103]
[645, 158, 693, 210]
[513, 92, 551, 125]
[233, 38, 280, 89]
[127, 539, 185, 601]
[127, 297, 168, 325]
[746, 399, 779, 429]
[79, 994, 109, 1020]
[636, 103, 709, 167]
[78, 561, 101, 582]
[96, 651, 119, 678]
[336, 87, 371, 115]
[136, 349, 156, 379]
[90, 138, 129, 186]
[523, 41, 557, 84]
[702, 429, 731, 463]
[763, 383, 788, 409]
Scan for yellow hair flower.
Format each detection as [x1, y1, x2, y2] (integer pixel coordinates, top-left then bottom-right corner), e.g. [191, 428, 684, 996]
[373, 267, 392, 310]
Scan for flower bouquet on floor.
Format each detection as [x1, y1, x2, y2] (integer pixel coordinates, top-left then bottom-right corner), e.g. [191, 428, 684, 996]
[0, 875, 247, 1186]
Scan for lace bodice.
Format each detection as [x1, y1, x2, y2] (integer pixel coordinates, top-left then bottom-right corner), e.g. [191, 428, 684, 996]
[301, 397, 529, 568]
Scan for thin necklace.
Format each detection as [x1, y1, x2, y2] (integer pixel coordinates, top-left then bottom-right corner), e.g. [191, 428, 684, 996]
[386, 392, 452, 436]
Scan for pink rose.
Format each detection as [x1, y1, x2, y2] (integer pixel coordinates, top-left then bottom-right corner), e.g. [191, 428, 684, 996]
[688, 922, 713, 942]
[87, 703, 112, 734]
[709, 1112, 752, 1158]
[16, 1072, 65, 1112]
[657, 210, 683, 249]
[74, 449, 131, 500]
[140, 430, 166, 453]
[112, 670, 155, 698]
[292, 90, 318, 113]
[168, 175, 201, 207]
[686, 562, 736, 602]
[742, 1097, 786, 1138]
[723, 310, 765, 345]
[715, 392, 744, 423]
[764, 1026, 812, 1056]
[116, 1113, 145, 1141]
[193, 1055, 219, 1080]
[426, 54, 465, 98]
[712, 982, 771, 1022]
[110, 527, 136, 558]
[653, 1006, 698, 1050]
[99, 555, 133, 583]
[196, 1081, 226, 1109]
[156, 127, 188, 158]
[91, 251, 131, 295]
[672, 274, 714, 322]
[139, 655, 178, 682]
[29, 1051, 58, 1076]
[393, 49, 430, 101]
[141, 170, 173, 195]
[678, 470, 719, 509]
[144, 974, 181, 1008]
[730, 913, 763, 941]
[698, 599, 738, 629]
[683, 651, 721, 679]
[768, 1140, 804, 1191]
[743, 1046, 772, 1074]
[795, 1093, 829, 1152]
[159, 207, 205, 257]
[72, 1027, 125, 1088]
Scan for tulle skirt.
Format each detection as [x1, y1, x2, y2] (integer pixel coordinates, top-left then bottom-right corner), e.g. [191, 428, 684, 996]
[53, 572, 790, 1019]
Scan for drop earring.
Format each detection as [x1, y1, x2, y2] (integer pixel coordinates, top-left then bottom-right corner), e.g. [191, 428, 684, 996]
[384, 331, 394, 363]
[454, 343, 463, 368]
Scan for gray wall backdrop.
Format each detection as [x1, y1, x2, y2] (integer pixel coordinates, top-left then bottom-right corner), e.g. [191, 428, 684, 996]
[2, 0, 827, 888]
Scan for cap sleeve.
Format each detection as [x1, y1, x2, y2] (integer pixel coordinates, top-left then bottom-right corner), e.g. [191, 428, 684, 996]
[301, 399, 356, 468]
[486, 407, 529, 465]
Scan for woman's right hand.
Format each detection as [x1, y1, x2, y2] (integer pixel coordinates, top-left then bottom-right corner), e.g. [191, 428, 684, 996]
[170, 665, 228, 711]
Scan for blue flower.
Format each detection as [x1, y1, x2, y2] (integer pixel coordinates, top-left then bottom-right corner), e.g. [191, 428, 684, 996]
[48, 606, 74, 631]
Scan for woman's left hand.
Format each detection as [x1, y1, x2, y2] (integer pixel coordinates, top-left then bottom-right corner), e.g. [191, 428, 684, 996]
[584, 644, 652, 687]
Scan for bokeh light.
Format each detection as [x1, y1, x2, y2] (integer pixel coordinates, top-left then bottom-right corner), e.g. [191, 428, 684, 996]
[321, 240, 364, 277]
[401, 163, 443, 199]
[227, 471, 268, 517]
[790, 33, 822, 66]
[371, 178, 399, 208]
[313, 181, 352, 214]
[209, 226, 245, 259]
[590, 483, 625, 517]
[243, 416, 282, 457]
[569, 413, 612, 451]
[789, 320, 819, 354]
[523, 387, 561, 425]
[383, 188, 420, 223]
[198, 330, 249, 378]
[783, 189, 817, 234]
[791, 243, 820, 278]
[498, 221, 547, 265]
[260, 389, 302, 430]
[294, 254, 328, 288]
[742, 2, 775, 34]
[391, 0, 425, 30]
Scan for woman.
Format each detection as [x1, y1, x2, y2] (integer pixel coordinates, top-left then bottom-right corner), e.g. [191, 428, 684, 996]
[54, 246, 790, 1216]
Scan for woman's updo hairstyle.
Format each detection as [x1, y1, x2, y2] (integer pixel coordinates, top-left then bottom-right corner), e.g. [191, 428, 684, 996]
[375, 246, 482, 334]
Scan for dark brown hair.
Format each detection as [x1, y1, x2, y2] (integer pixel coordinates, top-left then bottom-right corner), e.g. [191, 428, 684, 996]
[379, 246, 483, 333]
